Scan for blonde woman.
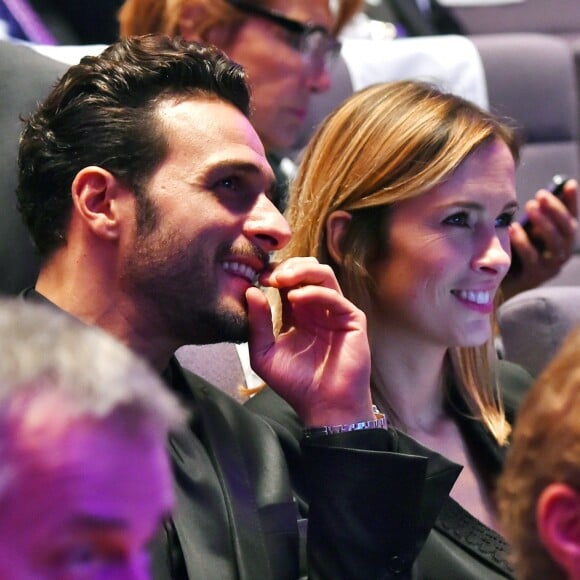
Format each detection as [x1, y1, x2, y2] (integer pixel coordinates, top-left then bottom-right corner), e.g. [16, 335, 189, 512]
[248, 80, 534, 578]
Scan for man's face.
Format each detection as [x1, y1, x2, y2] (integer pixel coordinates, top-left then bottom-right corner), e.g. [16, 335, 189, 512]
[220, 0, 334, 152]
[121, 97, 291, 347]
[0, 410, 173, 580]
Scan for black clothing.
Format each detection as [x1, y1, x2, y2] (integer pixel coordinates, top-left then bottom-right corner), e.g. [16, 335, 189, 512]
[246, 360, 532, 579]
[23, 288, 460, 579]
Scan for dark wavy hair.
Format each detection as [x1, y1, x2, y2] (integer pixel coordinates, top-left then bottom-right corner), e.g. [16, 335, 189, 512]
[17, 34, 251, 258]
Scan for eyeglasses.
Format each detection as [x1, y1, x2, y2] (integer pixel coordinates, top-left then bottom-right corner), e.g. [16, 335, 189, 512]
[224, 0, 341, 73]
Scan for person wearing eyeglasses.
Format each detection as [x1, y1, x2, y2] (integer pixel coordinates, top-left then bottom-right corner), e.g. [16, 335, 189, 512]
[118, 0, 362, 210]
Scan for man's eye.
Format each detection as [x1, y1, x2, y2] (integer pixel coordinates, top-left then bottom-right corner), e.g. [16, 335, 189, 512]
[495, 212, 515, 228]
[443, 212, 470, 227]
[217, 176, 240, 190]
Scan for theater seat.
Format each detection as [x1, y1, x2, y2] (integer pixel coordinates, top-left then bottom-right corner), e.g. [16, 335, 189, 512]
[0, 41, 67, 295]
[497, 286, 580, 377]
[446, 0, 580, 43]
[471, 33, 580, 205]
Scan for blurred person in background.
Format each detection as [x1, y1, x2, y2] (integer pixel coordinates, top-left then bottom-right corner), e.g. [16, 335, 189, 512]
[118, 0, 365, 208]
[498, 326, 580, 580]
[0, 299, 181, 579]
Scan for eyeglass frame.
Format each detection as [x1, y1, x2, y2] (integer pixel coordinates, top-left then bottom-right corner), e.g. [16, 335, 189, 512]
[224, 0, 341, 72]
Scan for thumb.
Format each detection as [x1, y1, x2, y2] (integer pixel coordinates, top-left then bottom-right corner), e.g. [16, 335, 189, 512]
[246, 286, 275, 366]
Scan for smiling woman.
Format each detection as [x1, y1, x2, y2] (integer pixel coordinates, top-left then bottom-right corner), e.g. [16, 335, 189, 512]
[247, 80, 533, 579]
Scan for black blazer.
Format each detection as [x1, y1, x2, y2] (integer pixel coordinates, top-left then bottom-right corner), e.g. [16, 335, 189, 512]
[156, 360, 462, 579]
[22, 289, 461, 579]
[246, 360, 532, 579]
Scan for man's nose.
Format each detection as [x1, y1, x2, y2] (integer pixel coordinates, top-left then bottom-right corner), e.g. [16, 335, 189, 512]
[307, 63, 332, 93]
[244, 193, 292, 252]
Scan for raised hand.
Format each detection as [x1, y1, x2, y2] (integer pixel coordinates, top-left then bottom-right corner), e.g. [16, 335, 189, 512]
[246, 257, 374, 427]
[503, 179, 578, 299]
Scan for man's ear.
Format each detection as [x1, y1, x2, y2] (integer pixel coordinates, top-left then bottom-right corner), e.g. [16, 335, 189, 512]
[536, 483, 580, 577]
[326, 210, 352, 265]
[71, 166, 129, 241]
[179, 4, 233, 45]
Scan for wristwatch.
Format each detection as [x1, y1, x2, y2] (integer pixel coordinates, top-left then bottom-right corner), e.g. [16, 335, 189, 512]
[303, 405, 387, 439]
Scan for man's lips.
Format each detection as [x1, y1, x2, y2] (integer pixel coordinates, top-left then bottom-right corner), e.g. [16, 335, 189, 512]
[222, 259, 264, 284]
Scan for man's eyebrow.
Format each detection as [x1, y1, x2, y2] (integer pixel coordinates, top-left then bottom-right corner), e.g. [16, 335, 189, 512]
[209, 160, 269, 176]
[209, 159, 276, 192]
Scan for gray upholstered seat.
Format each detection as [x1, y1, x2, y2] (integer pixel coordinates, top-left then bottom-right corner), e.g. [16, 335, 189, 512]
[0, 41, 67, 295]
[447, 0, 580, 43]
[498, 286, 580, 377]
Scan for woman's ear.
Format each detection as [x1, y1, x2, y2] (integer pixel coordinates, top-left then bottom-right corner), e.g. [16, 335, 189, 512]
[326, 210, 352, 265]
[536, 483, 580, 576]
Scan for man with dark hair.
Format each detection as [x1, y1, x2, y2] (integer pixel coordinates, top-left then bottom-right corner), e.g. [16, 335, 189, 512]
[17, 34, 453, 579]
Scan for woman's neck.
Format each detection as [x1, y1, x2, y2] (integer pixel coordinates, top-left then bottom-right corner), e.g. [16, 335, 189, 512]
[369, 323, 449, 432]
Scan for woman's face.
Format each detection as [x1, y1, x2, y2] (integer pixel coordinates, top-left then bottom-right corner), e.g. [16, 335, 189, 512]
[369, 138, 517, 349]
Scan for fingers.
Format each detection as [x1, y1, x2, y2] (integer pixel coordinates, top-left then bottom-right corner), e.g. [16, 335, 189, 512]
[281, 285, 366, 332]
[509, 221, 537, 264]
[260, 257, 343, 295]
[506, 219, 570, 298]
[524, 192, 577, 261]
[561, 178, 578, 219]
[246, 286, 275, 356]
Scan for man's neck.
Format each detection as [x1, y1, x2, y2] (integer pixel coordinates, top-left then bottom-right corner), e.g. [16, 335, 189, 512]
[35, 266, 176, 373]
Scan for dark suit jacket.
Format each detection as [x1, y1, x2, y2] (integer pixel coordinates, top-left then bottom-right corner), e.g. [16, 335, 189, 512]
[23, 289, 461, 579]
[365, 1, 463, 36]
[246, 360, 532, 579]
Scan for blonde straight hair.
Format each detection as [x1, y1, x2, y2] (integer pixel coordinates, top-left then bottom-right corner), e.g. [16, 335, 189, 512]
[279, 80, 519, 444]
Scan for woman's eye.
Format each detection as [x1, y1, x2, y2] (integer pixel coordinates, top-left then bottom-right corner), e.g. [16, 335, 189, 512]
[278, 28, 302, 51]
[495, 212, 515, 228]
[443, 211, 470, 227]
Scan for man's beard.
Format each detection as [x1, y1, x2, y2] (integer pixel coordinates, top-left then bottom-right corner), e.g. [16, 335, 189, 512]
[122, 231, 251, 348]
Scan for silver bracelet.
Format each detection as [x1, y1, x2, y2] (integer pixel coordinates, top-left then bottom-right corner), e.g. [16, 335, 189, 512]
[303, 405, 387, 439]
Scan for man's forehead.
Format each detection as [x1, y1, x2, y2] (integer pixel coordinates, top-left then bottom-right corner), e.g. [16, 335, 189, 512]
[155, 97, 275, 182]
[157, 97, 264, 150]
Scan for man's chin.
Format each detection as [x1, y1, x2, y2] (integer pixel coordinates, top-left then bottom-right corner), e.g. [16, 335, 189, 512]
[189, 307, 249, 345]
